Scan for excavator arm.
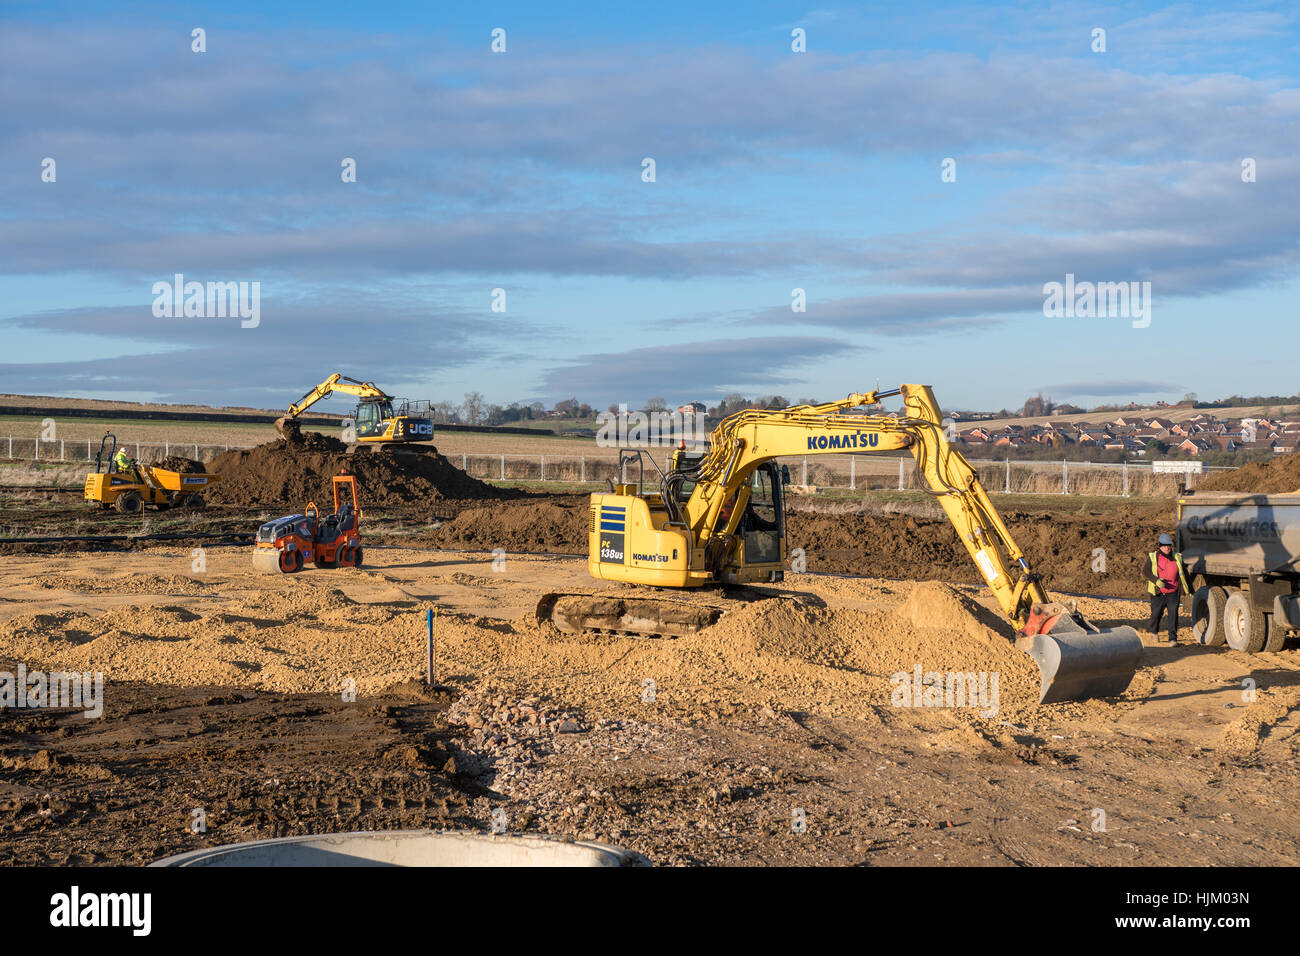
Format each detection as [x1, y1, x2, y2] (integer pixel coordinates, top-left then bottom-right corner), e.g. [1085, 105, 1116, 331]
[663, 384, 1143, 701]
[275, 374, 394, 440]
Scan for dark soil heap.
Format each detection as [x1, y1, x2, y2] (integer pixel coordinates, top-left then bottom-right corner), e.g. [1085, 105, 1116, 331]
[207, 432, 512, 507]
[1198, 455, 1300, 494]
[157, 455, 206, 474]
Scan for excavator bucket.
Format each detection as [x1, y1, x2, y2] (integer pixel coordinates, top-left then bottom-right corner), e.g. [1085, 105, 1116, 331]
[274, 417, 302, 441]
[1016, 603, 1144, 704]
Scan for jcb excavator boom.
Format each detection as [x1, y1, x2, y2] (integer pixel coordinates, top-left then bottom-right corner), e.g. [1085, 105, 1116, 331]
[541, 384, 1142, 704]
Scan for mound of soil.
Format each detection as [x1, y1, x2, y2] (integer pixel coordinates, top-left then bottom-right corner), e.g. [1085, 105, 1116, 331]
[786, 506, 1167, 598]
[1197, 454, 1300, 494]
[702, 582, 1040, 709]
[432, 500, 587, 552]
[157, 455, 205, 474]
[207, 432, 513, 508]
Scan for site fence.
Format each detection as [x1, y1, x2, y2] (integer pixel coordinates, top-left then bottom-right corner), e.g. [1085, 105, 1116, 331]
[3, 437, 1233, 497]
[4, 437, 255, 465]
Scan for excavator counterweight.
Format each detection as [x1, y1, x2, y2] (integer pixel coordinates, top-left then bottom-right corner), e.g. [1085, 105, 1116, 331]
[537, 384, 1144, 704]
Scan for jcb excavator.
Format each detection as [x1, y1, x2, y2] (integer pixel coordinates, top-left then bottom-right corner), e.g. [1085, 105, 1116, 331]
[536, 384, 1144, 703]
[275, 373, 434, 449]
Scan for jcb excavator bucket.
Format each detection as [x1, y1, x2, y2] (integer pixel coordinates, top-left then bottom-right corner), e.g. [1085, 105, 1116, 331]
[1017, 603, 1144, 704]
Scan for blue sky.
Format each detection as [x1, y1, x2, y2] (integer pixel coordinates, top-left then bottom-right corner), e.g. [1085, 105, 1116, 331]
[1, 1, 1297, 415]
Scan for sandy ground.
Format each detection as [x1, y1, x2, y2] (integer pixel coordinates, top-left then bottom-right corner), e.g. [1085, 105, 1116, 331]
[2, 544, 1299, 866]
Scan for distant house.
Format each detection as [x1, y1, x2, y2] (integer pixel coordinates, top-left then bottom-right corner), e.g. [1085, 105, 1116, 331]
[1177, 438, 1212, 455]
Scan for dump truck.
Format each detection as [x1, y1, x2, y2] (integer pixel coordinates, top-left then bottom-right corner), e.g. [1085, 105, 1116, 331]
[537, 385, 1145, 704]
[83, 433, 220, 513]
[1180, 491, 1300, 653]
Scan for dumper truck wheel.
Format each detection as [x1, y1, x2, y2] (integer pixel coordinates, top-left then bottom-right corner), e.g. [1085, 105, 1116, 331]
[185, 494, 206, 509]
[1263, 613, 1287, 652]
[115, 490, 143, 515]
[1192, 586, 1227, 646]
[1224, 591, 1268, 653]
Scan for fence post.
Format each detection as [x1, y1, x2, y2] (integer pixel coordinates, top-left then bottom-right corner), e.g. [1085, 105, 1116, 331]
[500, 455, 505, 480]
[1122, 460, 1129, 497]
[8, 437, 12, 458]
[1062, 459, 1068, 495]
[898, 457, 904, 491]
[165, 441, 169, 456]
[60, 440, 65, 461]
[461, 453, 466, 470]
[802, 456, 807, 485]
[34, 437, 38, 461]
[194, 444, 198, 459]
[541, 456, 545, 481]
[580, 455, 585, 482]
[850, 455, 856, 490]
[87, 439, 91, 460]
[135, 443, 140, 460]
[1004, 458, 1010, 493]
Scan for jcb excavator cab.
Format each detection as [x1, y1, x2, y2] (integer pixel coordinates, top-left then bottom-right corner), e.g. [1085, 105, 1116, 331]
[354, 398, 395, 439]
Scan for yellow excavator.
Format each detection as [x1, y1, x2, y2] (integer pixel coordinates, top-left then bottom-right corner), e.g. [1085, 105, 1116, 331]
[536, 384, 1144, 703]
[274, 373, 434, 449]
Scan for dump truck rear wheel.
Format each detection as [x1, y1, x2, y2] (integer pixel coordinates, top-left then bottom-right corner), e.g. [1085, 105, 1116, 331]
[1192, 585, 1227, 646]
[115, 491, 143, 515]
[1263, 612, 1287, 652]
[1224, 591, 1267, 653]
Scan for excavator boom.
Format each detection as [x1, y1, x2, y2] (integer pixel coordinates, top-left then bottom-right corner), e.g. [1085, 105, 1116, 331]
[539, 384, 1143, 703]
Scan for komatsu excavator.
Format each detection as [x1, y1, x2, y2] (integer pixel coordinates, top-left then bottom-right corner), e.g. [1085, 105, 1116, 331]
[536, 384, 1144, 703]
[274, 373, 434, 449]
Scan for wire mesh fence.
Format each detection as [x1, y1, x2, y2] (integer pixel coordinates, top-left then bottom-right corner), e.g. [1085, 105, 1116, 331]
[4, 436, 1235, 497]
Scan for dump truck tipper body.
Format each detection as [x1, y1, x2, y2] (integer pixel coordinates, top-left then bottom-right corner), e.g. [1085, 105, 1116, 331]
[1177, 492, 1300, 653]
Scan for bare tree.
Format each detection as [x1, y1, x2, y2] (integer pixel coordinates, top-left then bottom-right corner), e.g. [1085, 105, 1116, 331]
[462, 391, 487, 426]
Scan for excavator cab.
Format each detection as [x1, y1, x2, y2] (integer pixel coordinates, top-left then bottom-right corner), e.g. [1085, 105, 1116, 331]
[354, 398, 393, 439]
[737, 464, 783, 568]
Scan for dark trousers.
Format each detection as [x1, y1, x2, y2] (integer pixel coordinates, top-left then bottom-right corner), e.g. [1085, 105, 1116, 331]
[1148, 591, 1180, 639]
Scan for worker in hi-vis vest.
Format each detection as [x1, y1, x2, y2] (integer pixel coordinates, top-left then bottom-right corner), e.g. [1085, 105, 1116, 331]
[1142, 532, 1190, 642]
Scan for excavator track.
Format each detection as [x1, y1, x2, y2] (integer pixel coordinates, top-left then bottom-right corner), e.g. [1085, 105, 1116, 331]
[535, 585, 810, 638]
[536, 592, 725, 638]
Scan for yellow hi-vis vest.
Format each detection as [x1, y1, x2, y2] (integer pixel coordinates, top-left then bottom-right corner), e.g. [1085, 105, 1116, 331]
[1148, 551, 1190, 595]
